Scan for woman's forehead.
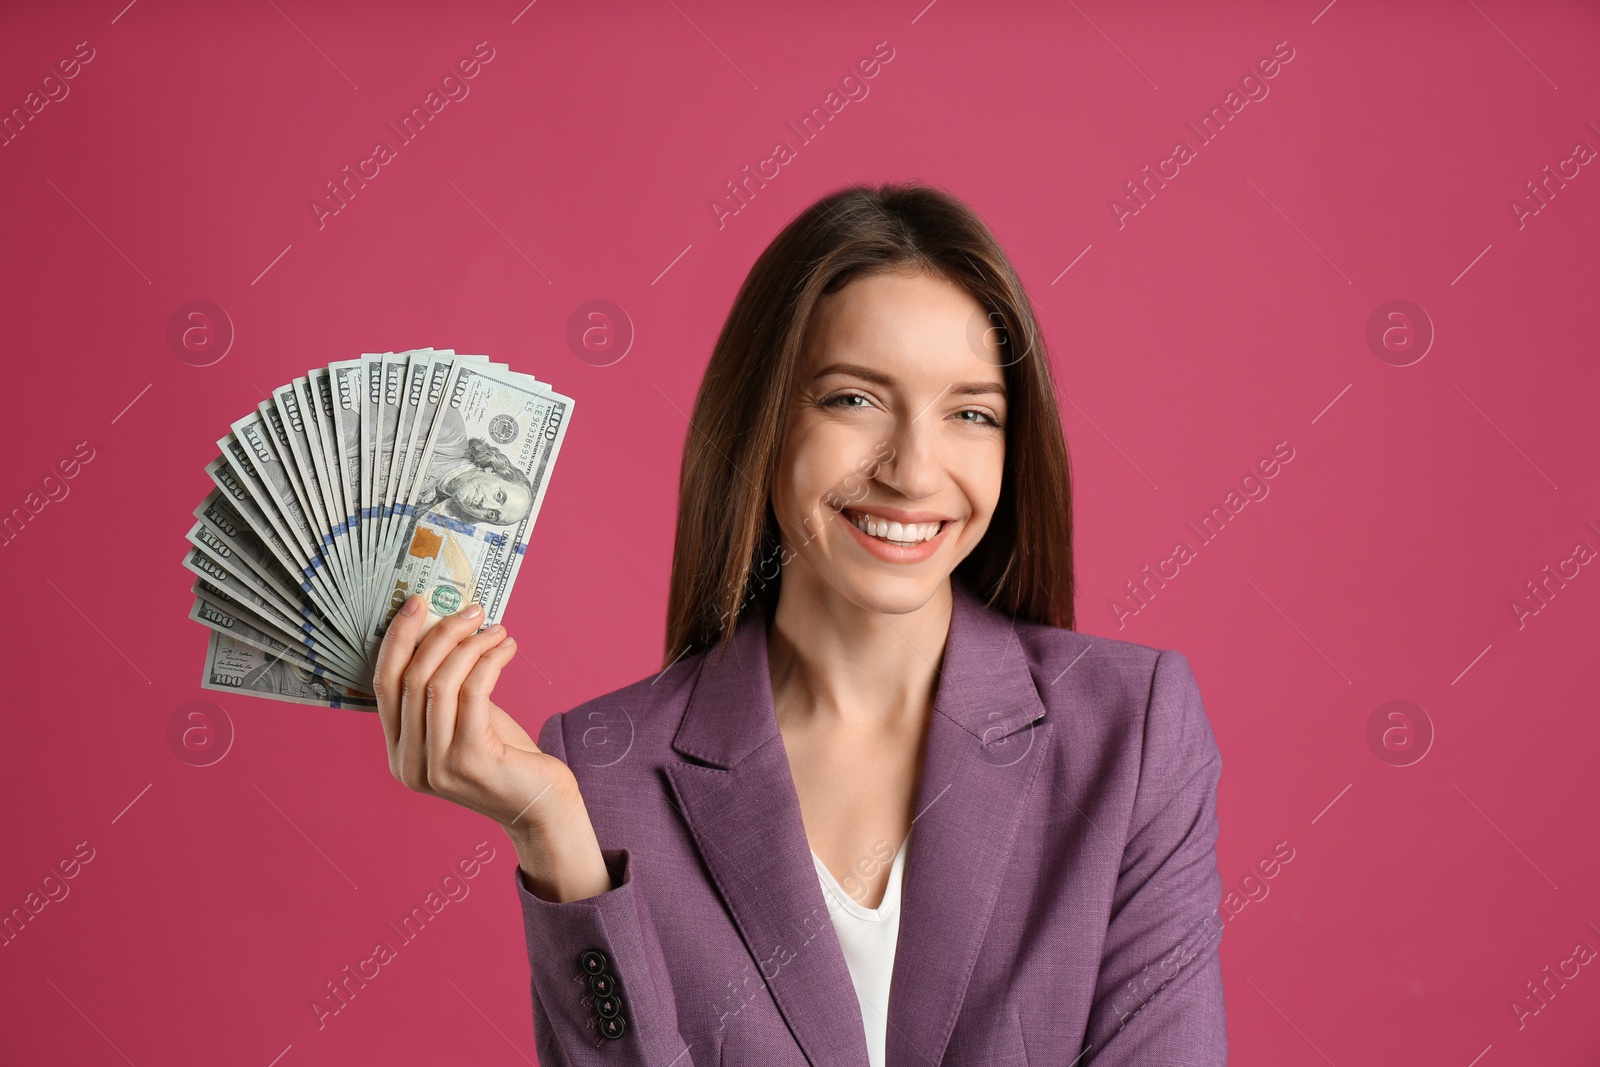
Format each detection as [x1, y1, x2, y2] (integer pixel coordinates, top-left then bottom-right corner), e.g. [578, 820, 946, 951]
[805, 272, 1002, 379]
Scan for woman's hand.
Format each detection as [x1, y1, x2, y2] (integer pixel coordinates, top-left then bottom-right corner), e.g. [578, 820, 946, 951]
[374, 595, 612, 901]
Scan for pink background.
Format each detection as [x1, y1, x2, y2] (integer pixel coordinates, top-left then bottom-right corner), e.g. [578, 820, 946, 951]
[3, 0, 1598, 1063]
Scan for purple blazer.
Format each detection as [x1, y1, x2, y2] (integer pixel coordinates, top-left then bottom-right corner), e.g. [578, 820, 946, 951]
[514, 578, 1227, 1065]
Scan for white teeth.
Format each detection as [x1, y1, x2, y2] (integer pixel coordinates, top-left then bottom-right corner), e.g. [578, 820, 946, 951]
[848, 513, 943, 543]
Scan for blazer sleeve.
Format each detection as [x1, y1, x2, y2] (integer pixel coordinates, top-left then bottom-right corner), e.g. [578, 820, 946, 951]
[1082, 648, 1228, 1066]
[514, 711, 701, 1066]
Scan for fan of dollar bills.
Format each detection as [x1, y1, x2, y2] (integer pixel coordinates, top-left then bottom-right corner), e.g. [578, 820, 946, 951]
[184, 349, 573, 709]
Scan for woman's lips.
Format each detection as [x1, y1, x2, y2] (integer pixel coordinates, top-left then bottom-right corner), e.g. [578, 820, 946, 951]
[836, 508, 953, 563]
[839, 505, 953, 524]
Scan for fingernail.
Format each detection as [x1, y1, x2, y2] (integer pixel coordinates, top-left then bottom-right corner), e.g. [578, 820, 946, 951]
[461, 602, 484, 619]
[498, 635, 516, 648]
[399, 596, 420, 616]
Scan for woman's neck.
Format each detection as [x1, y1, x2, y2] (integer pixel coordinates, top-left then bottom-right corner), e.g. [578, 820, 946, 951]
[766, 575, 953, 733]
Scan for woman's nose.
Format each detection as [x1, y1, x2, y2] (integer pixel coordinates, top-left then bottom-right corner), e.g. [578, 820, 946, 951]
[875, 415, 944, 500]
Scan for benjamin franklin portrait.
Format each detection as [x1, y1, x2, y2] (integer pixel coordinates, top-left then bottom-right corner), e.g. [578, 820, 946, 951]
[412, 406, 535, 527]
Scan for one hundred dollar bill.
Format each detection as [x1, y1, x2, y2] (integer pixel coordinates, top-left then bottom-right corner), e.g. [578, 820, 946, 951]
[368, 363, 573, 648]
[189, 597, 368, 692]
[201, 630, 377, 709]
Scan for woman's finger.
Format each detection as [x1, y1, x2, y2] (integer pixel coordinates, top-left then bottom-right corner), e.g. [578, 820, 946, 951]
[423, 622, 509, 769]
[396, 602, 486, 788]
[456, 633, 518, 746]
[374, 594, 426, 764]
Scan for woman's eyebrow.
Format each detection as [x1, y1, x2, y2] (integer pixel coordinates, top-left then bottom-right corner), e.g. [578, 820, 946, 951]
[813, 361, 1005, 396]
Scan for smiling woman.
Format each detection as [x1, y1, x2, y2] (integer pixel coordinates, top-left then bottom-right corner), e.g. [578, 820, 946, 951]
[668, 184, 1073, 658]
[374, 181, 1227, 1067]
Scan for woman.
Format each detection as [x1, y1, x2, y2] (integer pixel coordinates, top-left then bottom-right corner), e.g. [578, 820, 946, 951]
[374, 182, 1227, 1066]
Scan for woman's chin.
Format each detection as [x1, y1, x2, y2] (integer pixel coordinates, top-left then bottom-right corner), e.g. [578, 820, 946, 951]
[828, 564, 951, 617]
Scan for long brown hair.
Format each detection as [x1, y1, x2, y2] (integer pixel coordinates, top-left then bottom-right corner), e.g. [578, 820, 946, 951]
[663, 181, 1074, 666]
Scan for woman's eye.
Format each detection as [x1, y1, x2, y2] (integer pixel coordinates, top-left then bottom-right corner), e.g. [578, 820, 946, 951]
[955, 409, 1003, 428]
[823, 392, 871, 409]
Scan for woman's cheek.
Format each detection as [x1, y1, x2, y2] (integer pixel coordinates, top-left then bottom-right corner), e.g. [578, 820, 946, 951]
[962, 441, 1006, 514]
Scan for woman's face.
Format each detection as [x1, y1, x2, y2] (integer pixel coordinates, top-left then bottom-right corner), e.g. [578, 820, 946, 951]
[771, 269, 1008, 617]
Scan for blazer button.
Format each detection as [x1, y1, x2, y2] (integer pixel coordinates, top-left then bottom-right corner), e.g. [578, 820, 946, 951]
[579, 949, 608, 976]
[594, 994, 621, 1019]
[600, 1015, 627, 1040]
[588, 971, 616, 997]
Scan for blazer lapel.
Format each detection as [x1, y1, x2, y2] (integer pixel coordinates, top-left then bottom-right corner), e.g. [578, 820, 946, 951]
[665, 594, 871, 1067]
[663, 579, 1050, 1067]
[885, 580, 1051, 1067]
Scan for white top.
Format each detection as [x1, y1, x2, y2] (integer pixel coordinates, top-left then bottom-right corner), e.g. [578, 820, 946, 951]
[811, 830, 911, 1067]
